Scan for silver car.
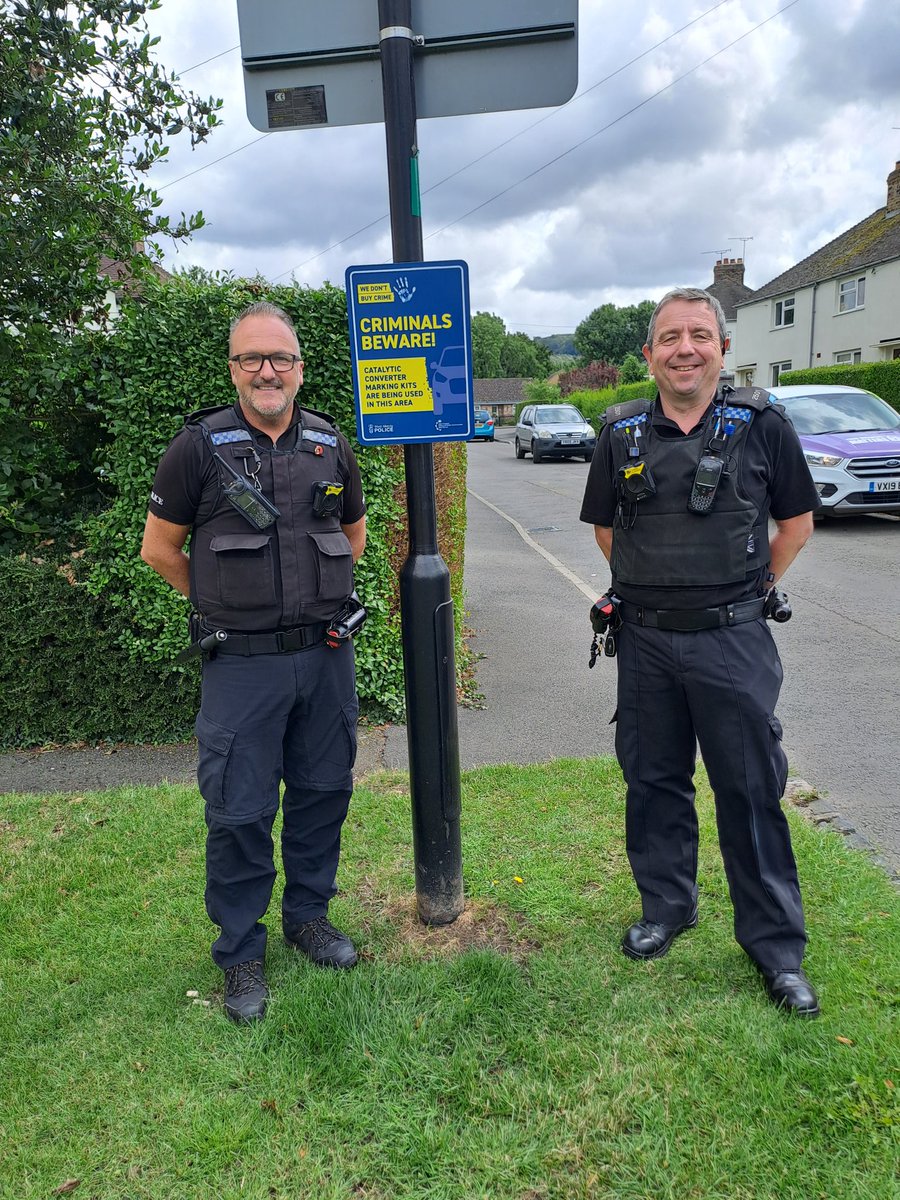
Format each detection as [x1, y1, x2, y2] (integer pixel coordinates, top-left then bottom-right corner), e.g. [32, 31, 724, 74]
[515, 403, 596, 463]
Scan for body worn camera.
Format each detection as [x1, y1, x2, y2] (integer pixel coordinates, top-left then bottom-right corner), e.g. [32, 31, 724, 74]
[326, 593, 367, 648]
[312, 480, 344, 518]
[617, 459, 657, 502]
[687, 454, 725, 514]
[214, 453, 280, 530]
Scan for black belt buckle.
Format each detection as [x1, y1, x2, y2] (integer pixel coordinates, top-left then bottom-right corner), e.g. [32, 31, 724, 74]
[656, 608, 720, 631]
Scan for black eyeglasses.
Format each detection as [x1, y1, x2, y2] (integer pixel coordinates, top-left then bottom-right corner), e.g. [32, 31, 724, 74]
[229, 352, 302, 373]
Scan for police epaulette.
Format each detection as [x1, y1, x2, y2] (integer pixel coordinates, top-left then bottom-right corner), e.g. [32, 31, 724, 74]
[301, 404, 339, 430]
[184, 403, 234, 426]
[604, 398, 653, 426]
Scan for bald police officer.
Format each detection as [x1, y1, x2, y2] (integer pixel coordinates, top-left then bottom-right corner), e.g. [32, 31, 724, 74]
[142, 301, 366, 1023]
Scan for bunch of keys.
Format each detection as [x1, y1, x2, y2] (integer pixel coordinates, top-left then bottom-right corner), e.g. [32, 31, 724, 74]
[588, 595, 621, 668]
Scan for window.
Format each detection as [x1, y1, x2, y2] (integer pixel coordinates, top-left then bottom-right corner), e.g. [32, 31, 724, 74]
[833, 350, 861, 365]
[771, 361, 792, 386]
[838, 276, 866, 312]
[773, 297, 795, 327]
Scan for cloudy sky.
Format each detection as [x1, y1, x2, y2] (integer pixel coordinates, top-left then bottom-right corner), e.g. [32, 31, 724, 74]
[145, 0, 900, 338]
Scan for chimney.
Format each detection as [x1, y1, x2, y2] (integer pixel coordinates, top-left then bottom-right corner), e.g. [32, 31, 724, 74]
[713, 257, 745, 286]
[887, 162, 900, 214]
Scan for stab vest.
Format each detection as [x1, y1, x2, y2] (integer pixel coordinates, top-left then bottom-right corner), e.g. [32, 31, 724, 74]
[185, 404, 354, 631]
[606, 387, 782, 590]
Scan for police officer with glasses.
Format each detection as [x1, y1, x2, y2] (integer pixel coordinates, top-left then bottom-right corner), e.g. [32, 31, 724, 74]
[580, 287, 821, 1017]
[142, 301, 367, 1023]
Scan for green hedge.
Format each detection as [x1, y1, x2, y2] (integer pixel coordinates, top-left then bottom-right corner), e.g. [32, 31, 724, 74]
[0, 275, 467, 748]
[568, 382, 657, 429]
[0, 554, 200, 747]
[780, 360, 900, 412]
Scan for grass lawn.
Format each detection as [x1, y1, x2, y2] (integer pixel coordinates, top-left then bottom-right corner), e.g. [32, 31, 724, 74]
[1, 758, 897, 1200]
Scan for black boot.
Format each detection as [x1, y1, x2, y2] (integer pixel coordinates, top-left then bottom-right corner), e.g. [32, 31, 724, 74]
[223, 958, 268, 1023]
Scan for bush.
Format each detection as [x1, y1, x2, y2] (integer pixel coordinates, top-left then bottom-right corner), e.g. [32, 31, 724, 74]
[0, 275, 468, 746]
[779, 360, 900, 412]
[568, 381, 657, 430]
[558, 360, 619, 396]
[0, 553, 199, 749]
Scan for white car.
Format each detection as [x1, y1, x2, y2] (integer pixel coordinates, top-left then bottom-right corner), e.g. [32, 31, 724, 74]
[768, 384, 900, 517]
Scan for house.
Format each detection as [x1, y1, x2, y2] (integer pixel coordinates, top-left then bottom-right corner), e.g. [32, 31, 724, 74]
[705, 256, 754, 378]
[473, 377, 531, 422]
[732, 162, 900, 387]
[98, 247, 172, 319]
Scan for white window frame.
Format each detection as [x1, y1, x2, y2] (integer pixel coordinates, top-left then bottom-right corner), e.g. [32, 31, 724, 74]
[771, 361, 792, 386]
[773, 297, 795, 328]
[833, 350, 861, 365]
[838, 276, 866, 313]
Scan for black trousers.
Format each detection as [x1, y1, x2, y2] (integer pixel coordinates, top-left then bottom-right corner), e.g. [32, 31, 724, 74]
[614, 618, 806, 972]
[195, 642, 358, 968]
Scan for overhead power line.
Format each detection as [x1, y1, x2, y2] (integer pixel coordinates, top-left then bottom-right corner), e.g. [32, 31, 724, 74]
[423, 0, 802, 244]
[270, 0, 737, 281]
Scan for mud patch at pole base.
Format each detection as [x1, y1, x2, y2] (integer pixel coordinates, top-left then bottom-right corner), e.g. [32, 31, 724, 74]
[355, 885, 541, 963]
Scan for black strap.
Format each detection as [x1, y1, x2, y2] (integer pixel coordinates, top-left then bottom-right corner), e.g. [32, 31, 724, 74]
[186, 622, 329, 657]
[618, 597, 766, 631]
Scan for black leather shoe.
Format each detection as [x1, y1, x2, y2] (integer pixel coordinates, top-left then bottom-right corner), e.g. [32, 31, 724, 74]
[621, 906, 698, 960]
[285, 916, 358, 969]
[761, 968, 820, 1018]
[223, 958, 268, 1023]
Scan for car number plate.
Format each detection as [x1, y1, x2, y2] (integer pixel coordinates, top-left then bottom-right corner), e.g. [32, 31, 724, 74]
[872, 481, 900, 492]
[560, 437, 580, 445]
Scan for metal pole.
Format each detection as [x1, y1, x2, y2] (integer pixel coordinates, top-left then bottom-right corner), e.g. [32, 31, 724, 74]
[378, 0, 463, 925]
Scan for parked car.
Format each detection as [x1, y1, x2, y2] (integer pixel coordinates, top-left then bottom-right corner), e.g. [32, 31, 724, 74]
[768, 384, 900, 516]
[515, 403, 596, 463]
[472, 409, 495, 441]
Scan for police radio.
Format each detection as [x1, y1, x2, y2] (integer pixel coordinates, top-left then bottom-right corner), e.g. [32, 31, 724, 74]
[214, 453, 281, 530]
[687, 454, 726, 514]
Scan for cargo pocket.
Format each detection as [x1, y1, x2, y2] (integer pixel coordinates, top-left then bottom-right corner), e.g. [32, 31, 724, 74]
[342, 695, 359, 771]
[309, 529, 353, 603]
[767, 714, 788, 798]
[195, 712, 236, 813]
[210, 532, 276, 610]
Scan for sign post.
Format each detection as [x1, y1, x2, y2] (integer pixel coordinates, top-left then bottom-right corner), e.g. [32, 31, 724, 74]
[376, 0, 463, 924]
[235, 0, 578, 926]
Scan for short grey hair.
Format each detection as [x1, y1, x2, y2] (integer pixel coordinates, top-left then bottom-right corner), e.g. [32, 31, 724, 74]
[229, 301, 301, 350]
[646, 288, 727, 350]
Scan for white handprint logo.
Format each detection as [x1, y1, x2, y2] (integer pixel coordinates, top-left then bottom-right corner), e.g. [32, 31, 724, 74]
[393, 276, 416, 302]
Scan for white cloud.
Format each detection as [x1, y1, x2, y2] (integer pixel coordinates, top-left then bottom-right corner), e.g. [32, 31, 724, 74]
[145, 0, 900, 335]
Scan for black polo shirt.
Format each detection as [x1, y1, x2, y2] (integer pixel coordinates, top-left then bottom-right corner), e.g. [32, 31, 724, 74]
[579, 394, 820, 609]
[148, 401, 366, 529]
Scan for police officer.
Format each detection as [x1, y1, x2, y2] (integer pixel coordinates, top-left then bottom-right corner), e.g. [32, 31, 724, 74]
[580, 288, 821, 1017]
[141, 301, 367, 1023]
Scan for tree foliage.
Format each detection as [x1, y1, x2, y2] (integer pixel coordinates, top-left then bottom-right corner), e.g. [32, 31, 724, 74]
[0, 0, 222, 542]
[619, 352, 648, 384]
[0, 0, 222, 330]
[574, 300, 657, 366]
[471, 310, 550, 379]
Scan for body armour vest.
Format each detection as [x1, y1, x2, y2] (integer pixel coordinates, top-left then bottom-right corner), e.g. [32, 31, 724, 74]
[607, 388, 775, 590]
[186, 404, 354, 631]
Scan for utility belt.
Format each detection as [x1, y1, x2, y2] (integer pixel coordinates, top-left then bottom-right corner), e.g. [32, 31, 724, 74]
[177, 593, 367, 662]
[618, 596, 766, 631]
[176, 619, 328, 660]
